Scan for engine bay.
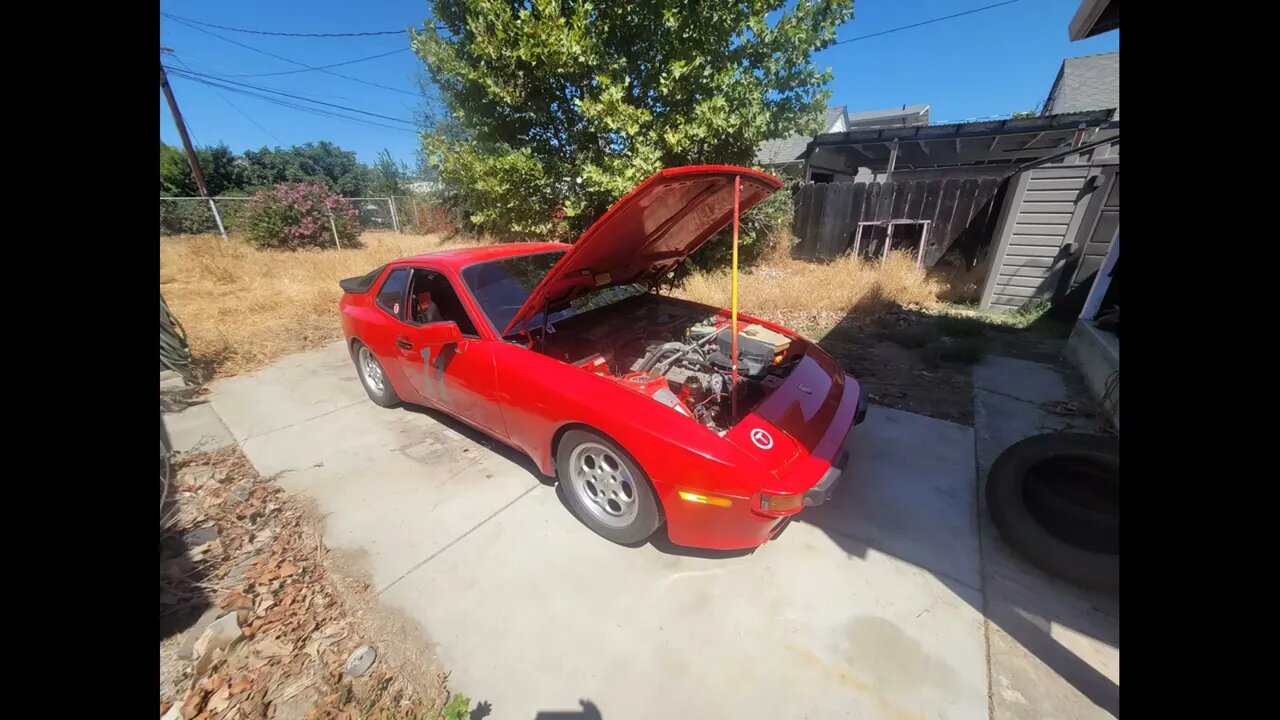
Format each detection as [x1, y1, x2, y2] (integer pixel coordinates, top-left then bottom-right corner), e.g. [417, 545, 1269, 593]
[533, 295, 805, 433]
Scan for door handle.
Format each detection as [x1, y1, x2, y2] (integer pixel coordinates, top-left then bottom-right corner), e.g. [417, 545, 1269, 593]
[395, 337, 413, 351]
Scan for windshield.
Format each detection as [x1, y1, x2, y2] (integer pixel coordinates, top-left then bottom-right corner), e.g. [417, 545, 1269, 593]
[460, 250, 646, 335]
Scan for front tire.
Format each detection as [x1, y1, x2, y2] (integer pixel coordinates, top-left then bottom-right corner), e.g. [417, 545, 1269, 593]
[351, 341, 400, 408]
[556, 429, 662, 545]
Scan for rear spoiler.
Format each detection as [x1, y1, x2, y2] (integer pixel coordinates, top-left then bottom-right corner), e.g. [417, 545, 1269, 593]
[339, 264, 386, 294]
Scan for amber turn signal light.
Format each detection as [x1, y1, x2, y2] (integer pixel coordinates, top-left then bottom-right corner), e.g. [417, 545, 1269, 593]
[678, 491, 733, 508]
[759, 493, 804, 514]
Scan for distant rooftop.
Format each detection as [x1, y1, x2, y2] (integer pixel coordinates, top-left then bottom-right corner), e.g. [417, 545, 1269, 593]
[756, 104, 929, 167]
[846, 103, 930, 129]
[756, 106, 848, 167]
[1042, 51, 1119, 119]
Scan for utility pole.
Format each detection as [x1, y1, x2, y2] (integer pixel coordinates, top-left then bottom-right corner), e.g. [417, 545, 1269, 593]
[159, 56, 228, 241]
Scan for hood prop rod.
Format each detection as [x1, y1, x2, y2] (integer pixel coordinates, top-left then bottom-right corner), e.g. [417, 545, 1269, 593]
[730, 175, 741, 426]
[539, 296, 551, 351]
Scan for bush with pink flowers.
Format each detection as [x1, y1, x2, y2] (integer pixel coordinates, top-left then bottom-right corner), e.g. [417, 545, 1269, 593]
[244, 182, 360, 250]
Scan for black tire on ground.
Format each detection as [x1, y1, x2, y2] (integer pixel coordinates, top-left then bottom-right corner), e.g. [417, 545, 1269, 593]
[351, 340, 400, 408]
[556, 429, 662, 545]
[1022, 458, 1119, 554]
[986, 432, 1119, 592]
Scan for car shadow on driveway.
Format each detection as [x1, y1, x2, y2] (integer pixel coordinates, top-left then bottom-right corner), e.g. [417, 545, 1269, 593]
[398, 403, 552, 486]
[807, 301, 1119, 719]
[402, 401, 758, 561]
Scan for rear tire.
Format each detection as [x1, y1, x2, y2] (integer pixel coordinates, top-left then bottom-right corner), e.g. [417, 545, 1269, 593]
[556, 429, 662, 545]
[351, 340, 400, 408]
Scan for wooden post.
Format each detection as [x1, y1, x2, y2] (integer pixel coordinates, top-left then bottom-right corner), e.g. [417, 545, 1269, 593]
[160, 61, 228, 242]
[884, 138, 900, 186]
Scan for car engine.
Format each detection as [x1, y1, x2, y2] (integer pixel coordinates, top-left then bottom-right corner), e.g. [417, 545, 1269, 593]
[537, 297, 801, 433]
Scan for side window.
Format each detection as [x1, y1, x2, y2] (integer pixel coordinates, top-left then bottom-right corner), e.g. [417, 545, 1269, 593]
[408, 269, 480, 337]
[375, 268, 412, 319]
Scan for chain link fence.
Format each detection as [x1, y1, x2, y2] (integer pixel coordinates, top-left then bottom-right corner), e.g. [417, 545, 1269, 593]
[160, 196, 410, 237]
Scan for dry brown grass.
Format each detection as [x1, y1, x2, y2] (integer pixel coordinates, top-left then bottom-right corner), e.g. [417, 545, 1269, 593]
[163, 228, 976, 380]
[160, 231, 495, 378]
[928, 253, 992, 305]
[674, 235, 947, 332]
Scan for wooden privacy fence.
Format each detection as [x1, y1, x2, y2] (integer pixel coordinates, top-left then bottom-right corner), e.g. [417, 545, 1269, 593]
[792, 177, 1006, 266]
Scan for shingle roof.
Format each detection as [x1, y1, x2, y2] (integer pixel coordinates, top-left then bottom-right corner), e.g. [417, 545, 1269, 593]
[819, 105, 846, 130]
[1043, 51, 1119, 119]
[756, 106, 847, 166]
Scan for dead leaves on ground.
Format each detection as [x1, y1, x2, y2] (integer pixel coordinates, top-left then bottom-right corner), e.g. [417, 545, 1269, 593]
[160, 447, 443, 719]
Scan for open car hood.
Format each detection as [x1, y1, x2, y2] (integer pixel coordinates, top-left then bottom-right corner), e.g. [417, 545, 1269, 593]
[501, 165, 783, 336]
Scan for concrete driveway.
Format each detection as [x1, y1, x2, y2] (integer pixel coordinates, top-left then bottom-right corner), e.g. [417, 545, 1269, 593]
[197, 340, 1116, 720]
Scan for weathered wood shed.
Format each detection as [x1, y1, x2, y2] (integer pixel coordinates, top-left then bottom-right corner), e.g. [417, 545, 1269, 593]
[978, 136, 1120, 313]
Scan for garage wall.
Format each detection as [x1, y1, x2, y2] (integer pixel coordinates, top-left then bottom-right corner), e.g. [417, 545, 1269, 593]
[978, 138, 1120, 313]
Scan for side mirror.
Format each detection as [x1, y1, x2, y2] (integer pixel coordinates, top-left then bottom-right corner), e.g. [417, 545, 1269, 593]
[420, 321, 463, 345]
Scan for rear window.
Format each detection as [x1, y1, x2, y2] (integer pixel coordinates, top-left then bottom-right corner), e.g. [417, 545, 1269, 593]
[375, 268, 412, 318]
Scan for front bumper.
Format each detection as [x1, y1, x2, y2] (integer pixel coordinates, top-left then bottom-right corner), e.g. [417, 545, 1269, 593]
[662, 375, 864, 551]
[802, 449, 849, 507]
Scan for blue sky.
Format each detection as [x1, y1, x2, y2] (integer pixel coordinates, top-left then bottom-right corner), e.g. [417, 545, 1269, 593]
[160, 0, 1118, 169]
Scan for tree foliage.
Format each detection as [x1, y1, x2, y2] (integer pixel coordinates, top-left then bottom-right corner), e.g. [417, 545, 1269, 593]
[368, 149, 413, 198]
[159, 141, 416, 199]
[412, 0, 853, 236]
[241, 141, 371, 196]
[159, 142, 245, 197]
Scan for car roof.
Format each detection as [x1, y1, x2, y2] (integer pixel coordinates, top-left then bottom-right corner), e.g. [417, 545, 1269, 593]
[392, 242, 569, 271]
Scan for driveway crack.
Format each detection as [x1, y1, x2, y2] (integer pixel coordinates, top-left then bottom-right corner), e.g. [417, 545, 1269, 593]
[237, 400, 365, 443]
[376, 483, 540, 596]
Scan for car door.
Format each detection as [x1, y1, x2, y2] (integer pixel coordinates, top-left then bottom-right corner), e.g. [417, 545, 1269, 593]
[362, 266, 418, 399]
[392, 266, 507, 439]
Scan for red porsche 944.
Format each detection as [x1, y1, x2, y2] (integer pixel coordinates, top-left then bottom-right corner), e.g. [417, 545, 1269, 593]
[339, 165, 866, 550]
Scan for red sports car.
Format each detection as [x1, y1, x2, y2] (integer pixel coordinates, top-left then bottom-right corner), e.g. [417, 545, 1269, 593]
[338, 165, 866, 550]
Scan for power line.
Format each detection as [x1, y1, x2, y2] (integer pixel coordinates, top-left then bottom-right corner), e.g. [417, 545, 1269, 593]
[164, 66, 416, 125]
[170, 54, 283, 143]
[164, 58, 366, 106]
[162, 13, 420, 97]
[160, 11, 438, 37]
[224, 47, 410, 77]
[829, 0, 1025, 47]
[164, 66, 419, 131]
[167, 71, 420, 135]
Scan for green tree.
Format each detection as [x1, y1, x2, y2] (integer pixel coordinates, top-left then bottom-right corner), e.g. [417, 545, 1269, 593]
[368, 149, 412, 198]
[159, 142, 245, 196]
[1011, 110, 1038, 119]
[241, 141, 371, 197]
[160, 142, 194, 196]
[412, 0, 853, 236]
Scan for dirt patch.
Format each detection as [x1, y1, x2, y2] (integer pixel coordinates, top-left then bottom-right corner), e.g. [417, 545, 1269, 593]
[796, 306, 1079, 427]
[160, 446, 458, 719]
